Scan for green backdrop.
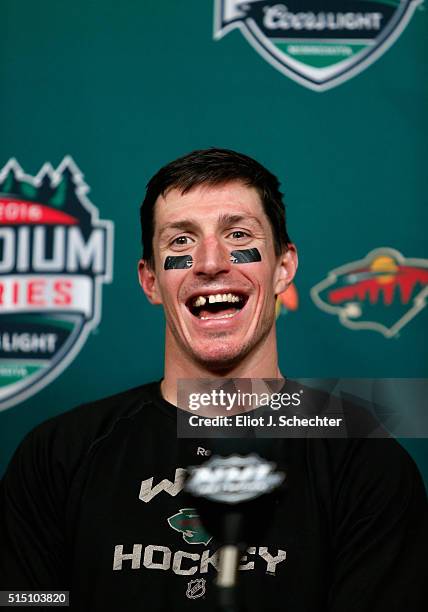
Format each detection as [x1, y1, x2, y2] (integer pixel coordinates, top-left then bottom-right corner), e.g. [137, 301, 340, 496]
[1, 1, 427, 481]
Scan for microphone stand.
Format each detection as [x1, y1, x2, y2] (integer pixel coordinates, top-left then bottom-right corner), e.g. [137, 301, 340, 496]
[216, 511, 245, 612]
[184, 446, 285, 612]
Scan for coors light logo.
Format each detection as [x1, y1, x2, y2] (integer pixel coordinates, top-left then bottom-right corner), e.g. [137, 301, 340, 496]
[0, 157, 114, 410]
[214, 1, 422, 91]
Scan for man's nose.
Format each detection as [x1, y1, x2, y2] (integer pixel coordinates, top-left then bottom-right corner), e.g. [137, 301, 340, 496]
[192, 237, 231, 277]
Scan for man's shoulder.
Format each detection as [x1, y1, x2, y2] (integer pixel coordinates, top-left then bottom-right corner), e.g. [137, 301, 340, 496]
[65, 380, 160, 424]
[10, 381, 162, 472]
[40, 380, 159, 427]
[320, 436, 427, 514]
[319, 434, 422, 481]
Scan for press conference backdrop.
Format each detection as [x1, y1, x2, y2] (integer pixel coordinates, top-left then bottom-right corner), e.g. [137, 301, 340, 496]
[0, 1, 427, 482]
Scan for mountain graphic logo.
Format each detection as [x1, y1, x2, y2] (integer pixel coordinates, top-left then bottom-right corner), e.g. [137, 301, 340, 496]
[214, 1, 422, 91]
[167, 508, 213, 545]
[0, 157, 114, 410]
[311, 248, 428, 337]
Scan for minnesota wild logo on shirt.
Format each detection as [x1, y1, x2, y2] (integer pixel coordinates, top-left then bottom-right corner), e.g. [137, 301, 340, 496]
[167, 508, 213, 545]
[214, 0, 422, 91]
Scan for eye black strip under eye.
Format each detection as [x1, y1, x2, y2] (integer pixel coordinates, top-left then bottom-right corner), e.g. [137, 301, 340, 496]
[230, 248, 261, 264]
[164, 255, 193, 270]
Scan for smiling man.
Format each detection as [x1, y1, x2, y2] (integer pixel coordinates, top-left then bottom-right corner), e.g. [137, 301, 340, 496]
[138, 152, 297, 401]
[0, 148, 426, 611]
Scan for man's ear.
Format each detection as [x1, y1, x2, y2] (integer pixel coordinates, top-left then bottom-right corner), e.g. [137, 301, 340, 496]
[274, 244, 298, 296]
[138, 259, 163, 305]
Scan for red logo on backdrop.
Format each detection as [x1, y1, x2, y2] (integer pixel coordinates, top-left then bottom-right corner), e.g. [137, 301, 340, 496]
[0, 157, 114, 410]
[276, 282, 298, 318]
[311, 248, 428, 338]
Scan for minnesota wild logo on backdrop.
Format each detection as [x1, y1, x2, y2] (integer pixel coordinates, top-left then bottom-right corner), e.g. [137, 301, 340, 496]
[214, 1, 422, 91]
[0, 157, 114, 411]
[311, 248, 428, 337]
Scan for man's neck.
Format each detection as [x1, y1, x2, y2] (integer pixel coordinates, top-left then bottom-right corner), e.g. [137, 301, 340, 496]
[161, 330, 282, 406]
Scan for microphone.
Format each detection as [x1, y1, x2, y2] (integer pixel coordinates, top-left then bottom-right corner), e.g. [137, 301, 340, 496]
[183, 437, 286, 612]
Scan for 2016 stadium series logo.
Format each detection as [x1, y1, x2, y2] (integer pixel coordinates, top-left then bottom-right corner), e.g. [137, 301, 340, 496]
[0, 157, 114, 411]
[311, 248, 428, 337]
[214, 1, 422, 91]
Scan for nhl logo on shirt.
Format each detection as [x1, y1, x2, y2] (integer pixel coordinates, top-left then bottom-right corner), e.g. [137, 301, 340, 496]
[0, 157, 114, 411]
[213, 1, 422, 91]
[186, 578, 206, 599]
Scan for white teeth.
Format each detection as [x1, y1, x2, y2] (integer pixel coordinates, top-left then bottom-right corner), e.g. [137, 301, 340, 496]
[192, 293, 242, 307]
[200, 312, 236, 320]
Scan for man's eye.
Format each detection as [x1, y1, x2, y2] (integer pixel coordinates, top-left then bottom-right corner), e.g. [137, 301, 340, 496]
[172, 236, 192, 246]
[229, 230, 250, 240]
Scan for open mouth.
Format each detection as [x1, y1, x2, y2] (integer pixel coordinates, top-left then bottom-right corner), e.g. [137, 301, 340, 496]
[186, 292, 248, 320]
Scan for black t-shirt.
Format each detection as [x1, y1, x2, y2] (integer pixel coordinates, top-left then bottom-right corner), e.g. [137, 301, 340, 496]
[0, 382, 426, 611]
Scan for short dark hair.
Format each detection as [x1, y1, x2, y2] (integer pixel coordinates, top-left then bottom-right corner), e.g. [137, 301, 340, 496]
[140, 148, 291, 267]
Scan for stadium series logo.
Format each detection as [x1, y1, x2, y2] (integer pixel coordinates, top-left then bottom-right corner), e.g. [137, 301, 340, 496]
[0, 157, 114, 411]
[311, 248, 428, 337]
[214, 1, 422, 91]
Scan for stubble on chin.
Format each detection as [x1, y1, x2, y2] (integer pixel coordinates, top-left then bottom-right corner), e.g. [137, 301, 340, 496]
[187, 332, 263, 372]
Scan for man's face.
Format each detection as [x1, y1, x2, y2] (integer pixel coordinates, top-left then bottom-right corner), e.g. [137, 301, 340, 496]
[139, 181, 296, 369]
